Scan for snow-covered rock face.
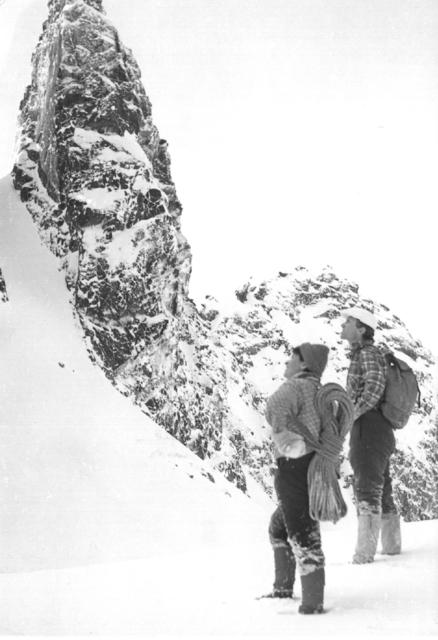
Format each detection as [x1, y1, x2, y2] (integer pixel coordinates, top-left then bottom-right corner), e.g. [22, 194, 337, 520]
[48, 0, 103, 21]
[13, 0, 191, 370]
[202, 267, 437, 520]
[0, 268, 8, 303]
[114, 263, 438, 520]
[12, 0, 239, 496]
[12, 2, 437, 521]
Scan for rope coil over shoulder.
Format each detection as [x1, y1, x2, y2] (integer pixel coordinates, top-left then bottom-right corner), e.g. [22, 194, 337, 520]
[292, 383, 354, 523]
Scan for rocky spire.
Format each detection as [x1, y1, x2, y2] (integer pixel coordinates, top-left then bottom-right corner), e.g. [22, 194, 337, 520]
[14, 0, 191, 371]
[47, 0, 104, 22]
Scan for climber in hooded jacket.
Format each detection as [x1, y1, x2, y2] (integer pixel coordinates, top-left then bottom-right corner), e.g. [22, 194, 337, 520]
[263, 342, 329, 615]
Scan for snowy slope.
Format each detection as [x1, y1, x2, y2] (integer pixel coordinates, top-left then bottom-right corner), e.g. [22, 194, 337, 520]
[1, 490, 437, 635]
[0, 175, 437, 636]
[0, 174, 270, 573]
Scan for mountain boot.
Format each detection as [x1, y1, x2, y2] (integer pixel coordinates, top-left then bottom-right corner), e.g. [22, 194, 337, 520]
[352, 513, 381, 564]
[258, 546, 295, 599]
[380, 513, 401, 555]
[272, 545, 295, 596]
[298, 567, 325, 614]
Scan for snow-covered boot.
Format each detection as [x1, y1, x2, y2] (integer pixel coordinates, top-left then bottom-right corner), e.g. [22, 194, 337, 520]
[380, 513, 401, 555]
[258, 546, 295, 599]
[258, 590, 293, 599]
[298, 567, 325, 614]
[272, 545, 295, 596]
[352, 514, 381, 564]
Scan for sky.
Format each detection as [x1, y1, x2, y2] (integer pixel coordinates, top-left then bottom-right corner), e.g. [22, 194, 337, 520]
[0, 0, 437, 356]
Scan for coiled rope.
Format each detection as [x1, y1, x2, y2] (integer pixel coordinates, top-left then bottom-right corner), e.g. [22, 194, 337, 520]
[294, 383, 354, 523]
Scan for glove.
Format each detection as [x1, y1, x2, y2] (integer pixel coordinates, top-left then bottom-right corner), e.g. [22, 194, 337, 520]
[274, 431, 306, 458]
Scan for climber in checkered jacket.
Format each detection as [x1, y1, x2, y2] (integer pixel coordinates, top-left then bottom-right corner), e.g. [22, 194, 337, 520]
[263, 342, 329, 615]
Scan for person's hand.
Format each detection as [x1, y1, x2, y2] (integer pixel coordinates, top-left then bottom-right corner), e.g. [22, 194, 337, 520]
[275, 431, 306, 458]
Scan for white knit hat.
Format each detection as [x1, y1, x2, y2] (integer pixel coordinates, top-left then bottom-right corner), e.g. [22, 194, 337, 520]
[340, 307, 378, 331]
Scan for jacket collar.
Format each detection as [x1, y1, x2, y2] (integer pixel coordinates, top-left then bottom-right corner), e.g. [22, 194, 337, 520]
[348, 339, 374, 357]
[292, 371, 320, 382]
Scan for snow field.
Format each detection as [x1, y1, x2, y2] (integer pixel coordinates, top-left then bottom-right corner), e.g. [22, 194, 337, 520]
[1, 511, 437, 635]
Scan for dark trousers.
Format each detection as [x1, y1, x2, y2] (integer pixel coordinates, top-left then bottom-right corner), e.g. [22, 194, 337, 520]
[269, 505, 292, 548]
[349, 409, 396, 515]
[268, 507, 296, 593]
[273, 453, 324, 575]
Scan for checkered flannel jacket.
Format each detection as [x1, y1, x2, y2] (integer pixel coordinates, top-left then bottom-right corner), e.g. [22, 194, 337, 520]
[265, 372, 322, 459]
[346, 342, 388, 421]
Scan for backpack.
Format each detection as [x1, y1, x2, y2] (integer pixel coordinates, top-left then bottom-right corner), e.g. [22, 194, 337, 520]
[380, 353, 421, 429]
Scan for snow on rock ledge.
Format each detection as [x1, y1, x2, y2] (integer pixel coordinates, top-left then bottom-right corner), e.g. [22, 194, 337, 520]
[13, 0, 191, 373]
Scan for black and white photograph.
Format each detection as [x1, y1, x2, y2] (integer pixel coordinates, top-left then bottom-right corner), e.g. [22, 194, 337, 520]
[0, 0, 437, 636]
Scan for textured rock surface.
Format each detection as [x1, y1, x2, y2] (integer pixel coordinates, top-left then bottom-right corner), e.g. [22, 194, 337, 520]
[12, 0, 243, 492]
[207, 267, 437, 521]
[115, 264, 438, 518]
[13, 0, 190, 372]
[12, 1, 437, 520]
[0, 268, 8, 303]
